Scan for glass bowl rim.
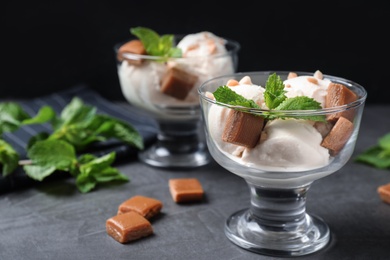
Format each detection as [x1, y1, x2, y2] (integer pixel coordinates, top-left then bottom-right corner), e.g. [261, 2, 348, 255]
[198, 70, 367, 116]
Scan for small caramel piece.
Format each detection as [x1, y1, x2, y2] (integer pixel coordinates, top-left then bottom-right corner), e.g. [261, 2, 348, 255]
[160, 67, 198, 100]
[117, 195, 163, 219]
[378, 183, 390, 204]
[117, 40, 146, 65]
[222, 110, 264, 148]
[106, 211, 153, 244]
[321, 116, 354, 156]
[325, 82, 358, 123]
[169, 178, 204, 203]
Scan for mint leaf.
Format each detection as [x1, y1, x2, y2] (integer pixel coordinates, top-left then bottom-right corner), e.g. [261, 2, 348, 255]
[213, 86, 260, 109]
[24, 139, 77, 181]
[26, 139, 77, 172]
[0, 139, 19, 176]
[264, 73, 287, 109]
[57, 97, 96, 128]
[0, 102, 30, 134]
[379, 133, 390, 150]
[271, 96, 326, 121]
[22, 106, 56, 125]
[130, 26, 182, 58]
[24, 164, 57, 181]
[76, 152, 129, 193]
[355, 146, 390, 169]
[96, 115, 144, 150]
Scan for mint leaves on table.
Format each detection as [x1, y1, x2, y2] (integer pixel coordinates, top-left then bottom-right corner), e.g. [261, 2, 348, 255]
[0, 97, 143, 193]
[130, 26, 182, 58]
[213, 73, 325, 121]
[355, 133, 390, 169]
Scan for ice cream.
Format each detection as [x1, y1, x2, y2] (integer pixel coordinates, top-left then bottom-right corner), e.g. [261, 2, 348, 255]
[116, 30, 238, 120]
[206, 71, 357, 172]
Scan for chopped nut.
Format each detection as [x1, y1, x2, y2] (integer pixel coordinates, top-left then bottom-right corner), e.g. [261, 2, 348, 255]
[239, 76, 252, 85]
[287, 72, 298, 79]
[205, 91, 215, 99]
[226, 79, 239, 86]
[307, 77, 318, 84]
[314, 70, 323, 79]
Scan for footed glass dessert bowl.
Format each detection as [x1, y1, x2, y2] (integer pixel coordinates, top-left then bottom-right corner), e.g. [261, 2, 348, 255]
[198, 71, 367, 256]
[115, 28, 240, 168]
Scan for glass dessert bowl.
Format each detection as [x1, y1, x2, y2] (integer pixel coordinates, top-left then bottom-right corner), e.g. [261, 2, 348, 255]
[114, 28, 240, 168]
[198, 71, 367, 256]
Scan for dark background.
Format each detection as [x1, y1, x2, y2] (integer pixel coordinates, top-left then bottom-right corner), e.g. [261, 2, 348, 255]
[3, 1, 389, 104]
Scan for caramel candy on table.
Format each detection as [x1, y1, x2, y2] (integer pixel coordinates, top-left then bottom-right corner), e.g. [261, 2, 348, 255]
[325, 82, 358, 123]
[160, 66, 198, 100]
[117, 195, 163, 220]
[321, 116, 354, 156]
[106, 211, 153, 244]
[117, 39, 146, 65]
[222, 110, 264, 148]
[378, 183, 390, 204]
[169, 178, 204, 203]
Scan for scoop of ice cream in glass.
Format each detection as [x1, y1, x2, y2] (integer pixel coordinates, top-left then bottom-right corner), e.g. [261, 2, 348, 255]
[114, 27, 240, 168]
[198, 70, 367, 256]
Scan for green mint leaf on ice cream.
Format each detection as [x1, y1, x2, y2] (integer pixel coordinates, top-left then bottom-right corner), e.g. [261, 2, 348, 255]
[130, 26, 182, 58]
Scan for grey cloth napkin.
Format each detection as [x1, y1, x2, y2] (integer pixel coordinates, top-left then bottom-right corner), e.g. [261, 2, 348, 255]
[0, 84, 158, 194]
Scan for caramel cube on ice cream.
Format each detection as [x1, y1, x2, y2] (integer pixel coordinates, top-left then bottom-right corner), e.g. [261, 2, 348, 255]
[160, 67, 198, 100]
[378, 183, 390, 204]
[106, 211, 153, 243]
[117, 195, 163, 220]
[117, 39, 146, 65]
[321, 116, 354, 156]
[169, 178, 204, 203]
[222, 110, 264, 148]
[325, 82, 358, 123]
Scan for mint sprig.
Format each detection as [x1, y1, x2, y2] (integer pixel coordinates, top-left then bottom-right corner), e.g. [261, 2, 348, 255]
[212, 73, 325, 121]
[0, 97, 144, 193]
[264, 73, 287, 109]
[355, 133, 390, 169]
[130, 26, 182, 58]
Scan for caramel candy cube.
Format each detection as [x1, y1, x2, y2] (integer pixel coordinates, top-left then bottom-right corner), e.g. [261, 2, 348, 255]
[222, 110, 264, 148]
[321, 116, 354, 156]
[117, 39, 146, 65]
[106, 211, 153, 244]
[169, 178, 204, 203]
[117, 195, 163, 219]
[160, 67, 198, 100]
[378, 183, 390, 204]
[325, 82, 358, 123]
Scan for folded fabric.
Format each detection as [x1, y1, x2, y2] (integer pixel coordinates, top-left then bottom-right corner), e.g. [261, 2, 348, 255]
[0, 84, 158, 194]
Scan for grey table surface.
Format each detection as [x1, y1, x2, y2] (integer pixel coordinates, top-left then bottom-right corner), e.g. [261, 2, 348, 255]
[1, 104, 390, 260]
